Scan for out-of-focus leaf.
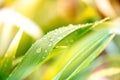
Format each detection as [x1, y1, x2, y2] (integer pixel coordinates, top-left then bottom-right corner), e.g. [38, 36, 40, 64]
[12, 0, 42, 19]
[75, 7, 100, 24]
[107, 56, 120, 67]
[0, 29, 23, 80]
[12, 0, 68, 32]
[107, 18, 120, 55]
[0, 8, 43, 60]
[0, 26, 18, 58]
[12, 0, 99, 32]
[89, 67, 120, 80]
[15, 32, 34, 58]
[7, 23, 93, 80]
[3, 0, 15, 7]
[0, 8, 43, 39]
[106, 40, 120, 57]
[88, 55, 120, 80]
[114, 36, 120, 52]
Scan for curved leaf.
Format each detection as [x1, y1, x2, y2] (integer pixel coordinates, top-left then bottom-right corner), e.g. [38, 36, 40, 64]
[7, 18, 109, 80]
[53, 23, 115, 80]
[0, 29, 23, 80]
[7, 23, 92, 80]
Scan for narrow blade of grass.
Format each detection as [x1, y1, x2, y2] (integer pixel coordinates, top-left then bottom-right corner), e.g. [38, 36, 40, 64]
[0, 29, 23, 80]
[69, 34, 115, 80]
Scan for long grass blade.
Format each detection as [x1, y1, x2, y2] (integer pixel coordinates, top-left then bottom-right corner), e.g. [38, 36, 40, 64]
[0, 29, 23, 80]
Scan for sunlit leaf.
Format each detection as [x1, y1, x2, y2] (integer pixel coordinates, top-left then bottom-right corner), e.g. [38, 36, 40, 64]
[0, 8, 43, 39]
[53, 23, 115, 80]
[7, 19, 109, 80]
[0, 29, 23, 80]
[7, 23, 93, 80]
[0, 26, 18, 58]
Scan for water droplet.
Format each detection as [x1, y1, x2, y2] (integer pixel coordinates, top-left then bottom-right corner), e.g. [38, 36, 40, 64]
[50, 38, 53, 41]
[36, 47, 42, 53]
[48, 44, 52, 47]
[57, 37, 61, 40]
[43, 37, 46, 40]
[54, 32, 58, 35]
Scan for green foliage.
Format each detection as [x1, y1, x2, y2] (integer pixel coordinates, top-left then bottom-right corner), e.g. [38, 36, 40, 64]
[7, 22, 92, 80]
[0, 0, 120, 80]
[0, 17, 118, 80]
[0, 29, 23, 80]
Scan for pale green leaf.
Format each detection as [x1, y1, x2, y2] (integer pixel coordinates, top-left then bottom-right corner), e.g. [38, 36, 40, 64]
[7, 23, 93, 80]
[7, 19, 109, 80]
[0, 29, 23, 80]
[53, 23, 115, 80]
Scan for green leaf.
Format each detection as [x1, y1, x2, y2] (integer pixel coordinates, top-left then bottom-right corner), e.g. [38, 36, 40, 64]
[38, 19, 112, 80]
[0, 8, 43, 40]
[0, 29, 23, 80]
[7, 18, 109, 80]
[53, 23, 115, 80]
[69, 57, 102, 80]
[7, 23, 93, 80]
[0, 26, 18, 58]
[70, 35, 114, 80]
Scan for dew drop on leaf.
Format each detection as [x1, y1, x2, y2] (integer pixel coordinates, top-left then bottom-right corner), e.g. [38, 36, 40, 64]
[54, 32, 57, 35]
[43, 37, 46, 40]
[36, 47, 42, 53]
[50, 38, 53, 41]
[48, 44, 52, 47]
[57, 37, 61, 40]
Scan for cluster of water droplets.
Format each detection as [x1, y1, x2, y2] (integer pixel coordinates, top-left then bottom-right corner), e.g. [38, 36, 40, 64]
[35, 24, 90, 60]
[35, 47, 49, 60]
